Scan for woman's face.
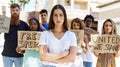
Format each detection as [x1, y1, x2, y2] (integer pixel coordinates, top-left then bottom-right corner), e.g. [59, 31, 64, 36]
[72, 22, 80, 30]
[104, 21, 112, 34]
[29, 20, 38, 31]
[53, 9, 64, 26]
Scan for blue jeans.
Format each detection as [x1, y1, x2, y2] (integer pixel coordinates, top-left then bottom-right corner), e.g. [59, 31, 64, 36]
[83, 61, 92, 67]
[3, 56, 23, 67]
[42, 64, 56, 67]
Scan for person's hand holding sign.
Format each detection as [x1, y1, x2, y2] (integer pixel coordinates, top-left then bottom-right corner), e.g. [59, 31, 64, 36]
[16, 47, 25, 54]
[116, 42, 120, 57]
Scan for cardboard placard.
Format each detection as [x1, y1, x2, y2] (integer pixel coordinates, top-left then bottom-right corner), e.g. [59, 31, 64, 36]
[84, 27, 99, 40]
[18, 31, 41, 50]
[20, 11, 39, 23]
[91, 34, 120, 53]
[71, 30, 84, 48]
[0, 15, 10, 33]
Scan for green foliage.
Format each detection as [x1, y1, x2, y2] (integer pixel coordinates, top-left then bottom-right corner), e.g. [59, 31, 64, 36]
[10, 0, 16, 4]
[9, 0, 30, 10]
[19, 0, 30, 4]
[19, 0, 30, 10]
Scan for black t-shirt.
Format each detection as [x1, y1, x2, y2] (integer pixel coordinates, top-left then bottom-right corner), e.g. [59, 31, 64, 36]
[2, 20, 29, 57]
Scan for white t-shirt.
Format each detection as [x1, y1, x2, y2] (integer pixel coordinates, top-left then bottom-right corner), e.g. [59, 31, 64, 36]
[81, 45, 93, 62]
[39, 30, 77, 67]
[39, 30, 77, 53]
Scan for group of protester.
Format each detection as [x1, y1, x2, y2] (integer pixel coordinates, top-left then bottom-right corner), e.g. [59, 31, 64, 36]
[1, 3, 120, 67]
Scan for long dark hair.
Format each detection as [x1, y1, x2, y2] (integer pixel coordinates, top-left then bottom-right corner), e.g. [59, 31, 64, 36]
[28, 18, 40, 31]
[48, 4, 68, 32]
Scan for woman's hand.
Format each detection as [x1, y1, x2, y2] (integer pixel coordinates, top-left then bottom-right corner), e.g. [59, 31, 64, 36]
[52, 46, 77, 63]
[81, 42, 86, 48]
[16, 47, 24, 54]
[43, 46, 49, 53]
[115, 42, 120, 57]
[117, 42, 120, 51]
[62, 50, 69, 56]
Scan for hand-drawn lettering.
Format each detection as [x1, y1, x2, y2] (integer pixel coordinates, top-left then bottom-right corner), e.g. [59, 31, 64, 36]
[20, 32, 26, 40]
[105, 44, 117, 51]
[32, 33, 37, 40]
[0, 15, 10, 33]
[91, 35, 120, 53]
[94, 44, 102, 50]
[18, 31, 40, 50]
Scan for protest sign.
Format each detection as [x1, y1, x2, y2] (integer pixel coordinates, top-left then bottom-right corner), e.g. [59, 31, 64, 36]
[91, 34, 120, 53]
[84, 27, 99, 40]
[20, 11, 39, 22]
[71, 30, 84, 48]
[0, 15, 10, 33]
[18, 31, 41, 50]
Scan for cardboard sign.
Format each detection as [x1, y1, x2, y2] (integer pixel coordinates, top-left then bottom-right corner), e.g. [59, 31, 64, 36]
[18, 31, 41, 50]
[20, 11, 39, 23]
[84, 27, 99, 40]
[0, 15, 10, 33]
[91, 34, 120, 53]
[71, 30, 84, 48]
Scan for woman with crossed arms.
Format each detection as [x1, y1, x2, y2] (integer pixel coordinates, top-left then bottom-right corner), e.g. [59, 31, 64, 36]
[39, 4, 77, 67]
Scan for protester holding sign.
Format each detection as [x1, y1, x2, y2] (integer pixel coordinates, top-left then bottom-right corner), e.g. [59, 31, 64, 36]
[71, 18, 85, 67]
[95, 19, 120, 67]
[84, 15, 99, 42]
[39, 4, 77, 67]
[2, 3, 29, 67]
[22, 18, 42, 67]
[71, 18, 85, 48]
[71, 18, 85, 54]
[71, 18, 93, 67]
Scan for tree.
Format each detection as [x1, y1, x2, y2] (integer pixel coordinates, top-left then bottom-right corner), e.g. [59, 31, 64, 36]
[19, 0, 30, 10]
[10, 0, 30, 10]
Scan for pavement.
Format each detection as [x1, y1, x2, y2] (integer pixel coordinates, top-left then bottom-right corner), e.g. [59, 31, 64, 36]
[0, 33, 120, 67]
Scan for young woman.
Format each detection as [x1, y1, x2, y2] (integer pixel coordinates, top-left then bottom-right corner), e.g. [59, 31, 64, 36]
[95, 19, 120, 67]
[70, 18, 85, 67]
[23, 18, 42, 67]
[71, 18, 85, 30]
[71, 18, 93, 67]
[39, 4, 77, 67]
